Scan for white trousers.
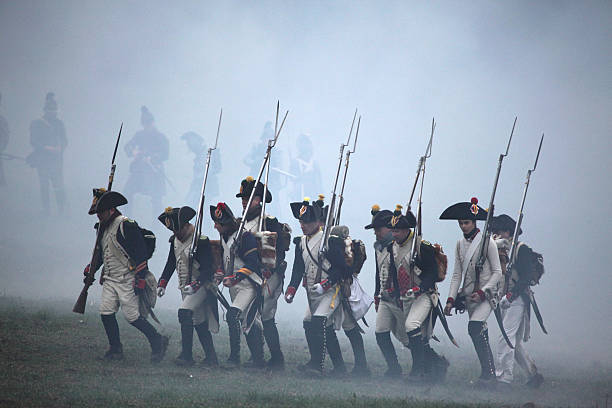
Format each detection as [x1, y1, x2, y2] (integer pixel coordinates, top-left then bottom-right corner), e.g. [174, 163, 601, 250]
[303, 286, 343, 329]
[495, 296, 537, 382]
[375, 300, 410, 347]
[262, 271, 284, 322]
[100, 277, 140, 323]
[466, 296, 493, 322]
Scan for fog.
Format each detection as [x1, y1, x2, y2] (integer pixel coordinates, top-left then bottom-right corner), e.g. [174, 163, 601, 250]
[0, 0, 610, 382]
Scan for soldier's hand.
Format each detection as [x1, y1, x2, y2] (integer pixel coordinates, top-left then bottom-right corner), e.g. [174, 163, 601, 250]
[83, 264, 91, 277]
[499, 294, 511, 310]
[312, 283, 324, 295]
[374, 297, 380, 312]
[133, 278, 146, 296]
[214, 269, 225, 285]
[182, 281, 201, 295]
[223, 275, 238, 288]
[156, 287, 165, 298]
[284, 286, 296, 303]
[470, 290, 485, 303]
[444, 302, 453, 316]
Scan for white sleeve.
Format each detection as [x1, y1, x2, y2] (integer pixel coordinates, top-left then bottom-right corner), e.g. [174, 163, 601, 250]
[481, 237, 503, 293]
[447, 241, 463, 301]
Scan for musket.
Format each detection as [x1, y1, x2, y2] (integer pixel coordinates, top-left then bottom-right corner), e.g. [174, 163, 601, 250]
[474, 117, 516, 291]
[474, 117, 516, 349]
[333, 115, 360, 225]
[227, 102, 288, 274]
[73, 123, 123, 314]
[258, 103, 280, 232]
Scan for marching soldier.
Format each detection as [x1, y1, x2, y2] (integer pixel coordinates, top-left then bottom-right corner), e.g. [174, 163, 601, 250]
[85, 189, 168, 362]
[367, 205, 408, 377]
[235, 176, 291, 370]
[284, 195, 348, 376]
[441, 197, 503, 386]
[157, 206, 219, 367]
[211, 202, 265, 368]
[27, 92, 67, 214]
[492, 214, 544, 388]
[123, 106, 169, 218]
[386, 205, 448, 382]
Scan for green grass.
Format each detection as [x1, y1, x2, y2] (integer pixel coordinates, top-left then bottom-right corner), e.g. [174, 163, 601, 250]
[0, 297, 609, 408]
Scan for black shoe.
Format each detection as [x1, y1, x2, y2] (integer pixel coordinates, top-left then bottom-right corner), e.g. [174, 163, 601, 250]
[266, 357, 285, 372]
[174, 354, 195, 367]
[151, 335, 169, 363]
[526, 373, 544, 388]
[102, 347, 124, 361]
[223, 356, 241, 369]
[384, 365, 403, 378]
[351, 365, 371, 378]
[200, 356, 219, 368]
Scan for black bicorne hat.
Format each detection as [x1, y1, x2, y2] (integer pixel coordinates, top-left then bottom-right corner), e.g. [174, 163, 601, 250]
[387, 204, 416, 229]
[364, 204, 393, 230]
[158, 206, 196, 232]
[491, 214, 522, 236]
[210, 202, 236, 226]
[236, 176, 272, 203]
[88, 188, 107, 214]
[439, 197, 488, 221]
[91, 190, 128, 214]
[290, 194, 327, 223]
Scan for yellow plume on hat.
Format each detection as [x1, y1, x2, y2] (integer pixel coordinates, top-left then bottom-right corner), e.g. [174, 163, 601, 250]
[371, 204, 380, 212]
[318, 194, 325, 201]
[99, 188, 107, 193]
[165, 206, 173, 213]
[303, 197, 310, 202]
[245, 176, 254, 182]
[395, 204, 403, 211]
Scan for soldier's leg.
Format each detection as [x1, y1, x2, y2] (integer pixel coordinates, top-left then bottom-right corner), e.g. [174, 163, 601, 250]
[344, 322, 370, 377]
[495, 299, 523, 383]
[262, 272, 284, 369]
[312, 292, 345, 374]
[308, 315, 327, 374]
[176, 308, 195, 366]
[118, 282, 168, 363]
[195, 321, 218, 367]
[245, 320, 265, 368]
[226, 306, 242, 366]
[467, 301, 496, 384]
[298, 308, 317, 371]
[99, 282, 123, 359]
[37, 168, 50, 214]
[376, 302, 402, 377]
[405, 295, 433, 379]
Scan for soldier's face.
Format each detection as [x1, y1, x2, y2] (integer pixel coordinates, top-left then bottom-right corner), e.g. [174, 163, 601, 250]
[97, 208, 114, 223]
[242, 196, 262, 210]
[299, 220, 320, 236]
[458, 220, 476, 234]
[374, 226, 391, 242]
[214, 222, 226, 234]
[391, 228, 410, 243]
[492, 229, 511, 239]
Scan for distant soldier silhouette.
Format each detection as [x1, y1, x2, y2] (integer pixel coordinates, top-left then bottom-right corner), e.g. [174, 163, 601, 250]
[123, 106, 169, 218]
[0, 93, 9, 186]
[27, 92, 67, 214]
[290, 133, 322, 200]
[181, 131, 221, 208]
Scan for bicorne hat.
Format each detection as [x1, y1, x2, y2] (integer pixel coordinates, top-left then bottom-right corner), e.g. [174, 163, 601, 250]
[210, 202, 236, 226]
[89, 190, 128, 214]
[236, 176, 272, 203]
[364, 204, 393, 230]
[439, 197, 487, 221]
[387, 204, 417, 229]
[290, 194, 328, 223]
[158, 206, 196, 232]
[491, 214, 522, 236]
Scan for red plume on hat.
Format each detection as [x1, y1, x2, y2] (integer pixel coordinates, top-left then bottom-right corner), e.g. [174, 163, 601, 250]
[470, 197, 479, 216]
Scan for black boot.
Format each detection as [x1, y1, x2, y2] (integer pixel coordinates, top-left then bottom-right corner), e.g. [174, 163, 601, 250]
[345, 327, 370, 377]
[297, 321, 318, 371]
[245, 324, 266, 369]
[325, 322, 347, 376]
[195, 321, 218, 367]
[468, 321, 496, 387]
[407, 328, 426, 381]
[101, 314, 123, 360]
[304, 316, 327, 376]
[424, 343, 449, 383]
[226, 307, 242, 368]
[263, 318, 284, 371]
[376, 331, 402, 377]
[176, 309, 195, 366]
[131, 316, 169, 363]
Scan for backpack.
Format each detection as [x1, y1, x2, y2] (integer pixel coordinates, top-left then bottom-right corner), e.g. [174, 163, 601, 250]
[350, 239, 367, 275]
[433, 243, 448, 282]
[517, 242, 544, 286]
[140, 228, 156, 260]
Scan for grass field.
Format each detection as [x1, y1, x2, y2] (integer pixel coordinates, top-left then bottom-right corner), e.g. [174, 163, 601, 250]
[0, 297, 609, 408]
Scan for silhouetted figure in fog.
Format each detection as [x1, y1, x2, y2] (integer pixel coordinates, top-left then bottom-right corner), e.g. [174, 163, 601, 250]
[123, 106, 169, 218]
[181, 131, 221, 208]
[243, 121, 285, 216]
[290, 133, 322, 200]
[27, 92, 67, 214]
[0, 93, 9, 187]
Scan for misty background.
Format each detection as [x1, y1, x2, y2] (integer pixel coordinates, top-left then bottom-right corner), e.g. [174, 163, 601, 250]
[0, 0, 610, 371]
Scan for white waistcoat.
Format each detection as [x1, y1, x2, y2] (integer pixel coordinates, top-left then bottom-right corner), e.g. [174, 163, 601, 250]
[376, 247, 391, 296]
[221, 231, 245, 275]
[174, 230, 200, 288]
[101, 216, 131, 281]
[300, 230, 331, 287]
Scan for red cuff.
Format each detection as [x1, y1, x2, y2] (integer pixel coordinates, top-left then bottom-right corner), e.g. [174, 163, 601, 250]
[158, 279, 168, 289]
[286, 286, 297, 297]
[412, 286, 420, 294]
[476, 290, 486, 301]
[134, 279, 146, 289]
[320, 279, 332, 290]
[446, 297, 454, 305]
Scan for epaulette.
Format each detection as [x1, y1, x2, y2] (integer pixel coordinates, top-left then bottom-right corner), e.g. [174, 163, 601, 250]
[293, 236, 301, 245]
[421, 239, 433, 247]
